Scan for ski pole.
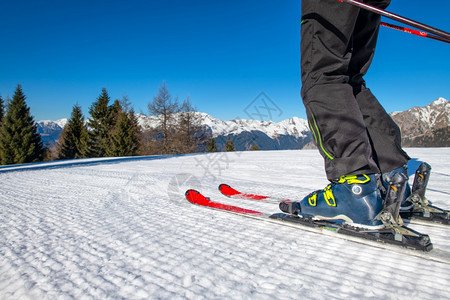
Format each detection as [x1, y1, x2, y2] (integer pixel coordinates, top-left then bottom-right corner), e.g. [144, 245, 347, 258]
[337, 0, 450, 42]
[380, 22, 450, 44]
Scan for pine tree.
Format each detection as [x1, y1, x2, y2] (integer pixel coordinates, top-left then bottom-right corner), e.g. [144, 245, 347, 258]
[206, 137, 218, 152]
[106, 101, 141, 157]
[0, 95, 4, 125]
[251, 144, 260, 151]
[117, 96, 143, 155]
[0, 85, 44, 165]
[128, 109, 142, 154]
[224, 138, 235, 152]
[110, 99, 122, 125]
[87, 88, 113, 157]
[57, 104, 89, 159]
[0, 95, 4, 150]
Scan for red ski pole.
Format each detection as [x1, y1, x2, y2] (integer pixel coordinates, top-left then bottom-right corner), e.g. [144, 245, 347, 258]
[380, 22, 450, 44]
[337, 0, 450, 43]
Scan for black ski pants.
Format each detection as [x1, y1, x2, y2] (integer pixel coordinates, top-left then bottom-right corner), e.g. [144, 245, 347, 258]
[300, 0, 409, 180]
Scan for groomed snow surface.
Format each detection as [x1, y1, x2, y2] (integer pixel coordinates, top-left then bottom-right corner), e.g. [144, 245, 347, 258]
[1, 148, 449, 299]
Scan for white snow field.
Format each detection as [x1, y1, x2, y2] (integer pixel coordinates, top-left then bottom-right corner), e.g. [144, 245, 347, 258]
[1, 148, 450, 299]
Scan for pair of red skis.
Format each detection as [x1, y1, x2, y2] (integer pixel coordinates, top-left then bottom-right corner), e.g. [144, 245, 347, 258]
[185, 182, 450, 262]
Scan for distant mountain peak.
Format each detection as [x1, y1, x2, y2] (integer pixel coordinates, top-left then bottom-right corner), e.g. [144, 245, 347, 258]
[40, 118, 68, 129]
[430, 97, 448, 107]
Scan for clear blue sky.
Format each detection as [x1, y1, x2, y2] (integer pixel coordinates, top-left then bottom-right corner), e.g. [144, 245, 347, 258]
[0, 0, 449, 122]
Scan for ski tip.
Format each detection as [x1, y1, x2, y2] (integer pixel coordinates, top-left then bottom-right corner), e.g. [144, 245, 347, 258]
[218, 183, 240, 197]
[185, 189, 200, 197]
[185, 189, 212, 206]
[218, 183, 231, 190]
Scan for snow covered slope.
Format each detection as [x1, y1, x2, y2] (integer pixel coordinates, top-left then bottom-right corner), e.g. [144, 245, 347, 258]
[1, 149, 450, 298]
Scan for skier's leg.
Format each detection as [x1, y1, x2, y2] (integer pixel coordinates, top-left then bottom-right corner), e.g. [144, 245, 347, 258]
[347, 0, 410, 173]
[297, 0, 384, 227]
[301, 0, 380, 181]
[344, 0, 411, 219]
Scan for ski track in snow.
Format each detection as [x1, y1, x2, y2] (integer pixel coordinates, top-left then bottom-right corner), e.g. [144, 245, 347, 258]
[1, 149, 450, 299]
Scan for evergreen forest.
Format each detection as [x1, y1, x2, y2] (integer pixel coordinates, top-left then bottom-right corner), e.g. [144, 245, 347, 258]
[0, 83, 237, 165]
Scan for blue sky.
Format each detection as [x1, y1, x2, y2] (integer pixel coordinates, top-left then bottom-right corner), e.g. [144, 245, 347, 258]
[0, 0, 449, 122]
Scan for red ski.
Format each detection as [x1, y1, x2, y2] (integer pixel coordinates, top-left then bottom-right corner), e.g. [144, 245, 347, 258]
[219, 183, 284, 204]
[185, 189, 265, 216]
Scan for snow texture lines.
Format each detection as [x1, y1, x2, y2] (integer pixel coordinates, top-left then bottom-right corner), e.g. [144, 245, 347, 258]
[1, 149, 450, 299]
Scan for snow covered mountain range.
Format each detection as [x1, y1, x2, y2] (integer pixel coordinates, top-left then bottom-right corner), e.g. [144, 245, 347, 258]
[36, 119, 70, 147]
[37, 97, 449, 149]
[135, 112, 312, 151]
